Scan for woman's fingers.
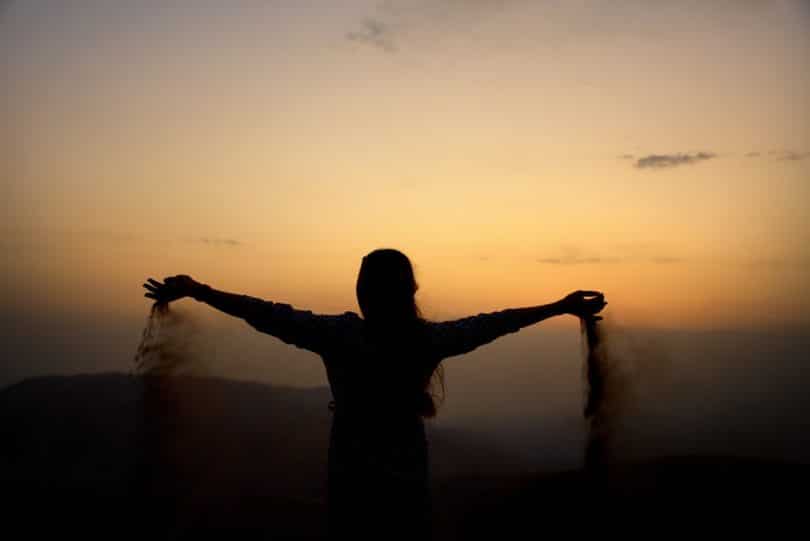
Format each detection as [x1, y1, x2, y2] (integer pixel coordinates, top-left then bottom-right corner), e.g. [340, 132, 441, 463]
[589, 301, 607, 315]
[578, 290, 603, 297]
[580, 297, 607, 315]
[143, 282, 159, 293]
[143, 275, 193, 303]
[563, 289, 606, 316]
[144, 275, 195, 305]
[144, 277, 173, 301]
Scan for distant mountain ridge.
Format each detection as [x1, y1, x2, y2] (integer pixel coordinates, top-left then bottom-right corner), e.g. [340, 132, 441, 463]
[3, 373, 807, 539]
[1, 372, 527, 538]
[1, 372, 526, 481]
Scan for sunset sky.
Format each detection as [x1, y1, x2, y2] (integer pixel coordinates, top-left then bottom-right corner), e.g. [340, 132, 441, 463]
[3, 0, 810, 439]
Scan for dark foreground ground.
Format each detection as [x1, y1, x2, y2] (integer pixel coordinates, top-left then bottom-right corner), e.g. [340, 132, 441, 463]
[2, 374, 806, 539]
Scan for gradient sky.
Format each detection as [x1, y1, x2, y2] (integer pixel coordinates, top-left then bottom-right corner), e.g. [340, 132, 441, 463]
[3, 1, 810, 466]
[2, 0, 810, 373]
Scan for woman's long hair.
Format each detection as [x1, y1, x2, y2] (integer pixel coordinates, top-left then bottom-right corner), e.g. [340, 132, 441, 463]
[356, 248, 444, 417]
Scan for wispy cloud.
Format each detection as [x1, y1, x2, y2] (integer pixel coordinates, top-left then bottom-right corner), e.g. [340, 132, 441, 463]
[776, 151, 809, 161]
[535, 246, 685, 265]
[619, 154, 635, 160]
[650, 256, 683, 264]
[200, 237, 241, 247]
[346, 18, 397, 53]
[346, 0, 532, 54]
[703, 150, 808, 161]
[536, 255, 685, 265]
[349, 1, 774, 57]
[536, 256, 618, 265]
[634, 152, 716, 169]
[743, 256, 810, 268]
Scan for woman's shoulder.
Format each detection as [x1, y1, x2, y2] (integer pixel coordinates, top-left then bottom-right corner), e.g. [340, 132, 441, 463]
[339, 310, 363, 325]
[327, 310, 363, 330]
[331, 310, 365, 336]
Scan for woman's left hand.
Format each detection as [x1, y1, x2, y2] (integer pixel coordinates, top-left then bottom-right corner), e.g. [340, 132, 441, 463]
[143, 275, 201, 304]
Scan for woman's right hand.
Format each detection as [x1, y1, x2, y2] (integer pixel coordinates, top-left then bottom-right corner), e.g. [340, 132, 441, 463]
[558, 290, 607, 319]
[143, 275, 203, 304]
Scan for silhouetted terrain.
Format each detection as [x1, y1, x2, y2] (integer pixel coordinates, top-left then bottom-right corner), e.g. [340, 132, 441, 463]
[2, 374, 807, 539]
[1, 373, 521, 539]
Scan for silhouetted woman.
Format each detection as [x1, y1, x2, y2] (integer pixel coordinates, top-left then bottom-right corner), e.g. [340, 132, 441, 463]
[143, 248, 605, 539]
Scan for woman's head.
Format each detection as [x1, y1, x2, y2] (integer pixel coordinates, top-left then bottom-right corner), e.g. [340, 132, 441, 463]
[356, 248, 443, 417]
[356, 248, 420, 325]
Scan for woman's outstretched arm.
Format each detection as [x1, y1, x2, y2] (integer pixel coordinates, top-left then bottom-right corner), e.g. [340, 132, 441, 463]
[430, 291, 606, 359]
[143, 275, 350, 354]
[144, 275, 268, 319]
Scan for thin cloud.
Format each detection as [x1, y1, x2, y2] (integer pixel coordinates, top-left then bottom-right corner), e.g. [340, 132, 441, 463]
[765, 150, 810, 161]
[777, 151, 809, 161]
[346, 18, 397, 53]
[200, 237, 241, 247]
[744, 256, 810, 268]
[349, 1, 773, 57]
[650, 256, 683, 264]
[634, 152, 716, 169]
[619, 154, 635, 160]
[536, 254, 684, 265]
[346, 0, 530, 54]
[745, 152, 760, 157]
[536, 256, 613, 265]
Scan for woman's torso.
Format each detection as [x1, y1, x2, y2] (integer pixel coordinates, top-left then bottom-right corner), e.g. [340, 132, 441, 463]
[321, 317, 438, 536]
